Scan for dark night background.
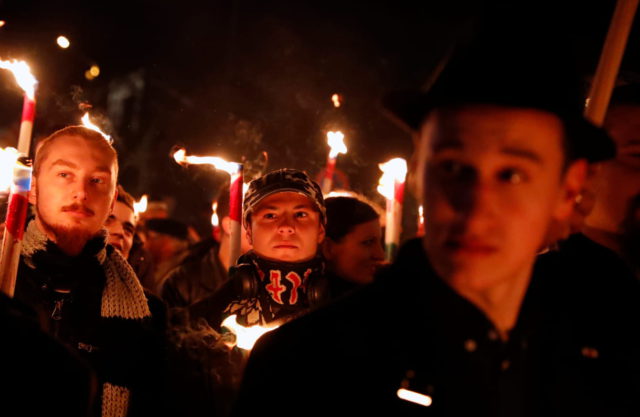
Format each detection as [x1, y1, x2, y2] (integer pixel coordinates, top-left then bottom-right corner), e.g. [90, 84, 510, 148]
[0, 0, 638, 238]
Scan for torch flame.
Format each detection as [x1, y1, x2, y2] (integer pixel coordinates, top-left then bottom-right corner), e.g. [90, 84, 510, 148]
[211, 202, 219, 227]
[331, 93, 341, 108]
[0, 147, 19, 191]
[397, 388, 432, 407]
[327, 131, 347, 159]
[221, 314, 280, 351]
[377, 158, 407, 200]
[172, 148, 241, 175]
[0, 59, 37, 100]
[133, 195, 148, 217]
[81, 113, 112, 143]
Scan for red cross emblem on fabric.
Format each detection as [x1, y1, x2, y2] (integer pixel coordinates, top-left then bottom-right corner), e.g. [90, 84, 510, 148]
[266, 270, 286, 304]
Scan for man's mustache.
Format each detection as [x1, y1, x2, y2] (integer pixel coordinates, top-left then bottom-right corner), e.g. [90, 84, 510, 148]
[61, 204, 94, 216]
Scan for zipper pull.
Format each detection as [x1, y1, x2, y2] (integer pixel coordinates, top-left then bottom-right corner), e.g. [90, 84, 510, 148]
[51, 299, 64, 320]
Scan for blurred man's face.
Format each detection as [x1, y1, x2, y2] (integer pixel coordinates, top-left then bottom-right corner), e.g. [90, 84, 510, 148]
[248, 192, 325, 262]
[105, 200, 136, 258]
[31, 135, 117, 255]
[419, 105, 581, 297]
[587, 104, 640, 234]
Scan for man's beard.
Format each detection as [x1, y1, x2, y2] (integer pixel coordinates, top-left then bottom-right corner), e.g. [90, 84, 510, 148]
[36, 204, 99, 256]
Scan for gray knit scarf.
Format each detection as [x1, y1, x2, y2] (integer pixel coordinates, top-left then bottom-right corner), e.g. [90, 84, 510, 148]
[22, 221, 151, 417]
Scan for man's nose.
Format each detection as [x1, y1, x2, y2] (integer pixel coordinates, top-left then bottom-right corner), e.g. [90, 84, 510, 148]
[450, 178, 496, 222]
[371, 240, 385, 261]
[277, 214, 295, 234]
[72, 180, 90, 201]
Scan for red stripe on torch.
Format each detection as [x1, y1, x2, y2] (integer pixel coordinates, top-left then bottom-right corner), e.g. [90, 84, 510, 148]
[5, 193, 28, 239]
[229, 168, 243, 223]
[394, 180, 405, 205]
[325, 157, 336, 181]
[21, 95, 36, 123]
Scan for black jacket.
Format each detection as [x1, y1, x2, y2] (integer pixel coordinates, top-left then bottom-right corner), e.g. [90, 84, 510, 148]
[233, 238, 640, 417]
[160, 238, 229, 308]
[14, 236, 168, 417]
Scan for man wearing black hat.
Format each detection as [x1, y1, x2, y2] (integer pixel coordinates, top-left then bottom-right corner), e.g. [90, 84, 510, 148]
[232, 24, 640, 417]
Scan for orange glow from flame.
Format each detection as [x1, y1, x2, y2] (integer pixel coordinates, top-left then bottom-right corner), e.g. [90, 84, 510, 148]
[0, 59, 37, 100]
[81, 113, 112, 142]
[221, 314, 280, 350]
[377, 158, 407, 200]
[331, 93, 341, 107]
[173, 148, 241, 175]
[327, 131, 347, 159]
[134, 195, 148, 217]
[397, 388, 432, 407]
[0, 147, 19, 191]
[211, 202, 219, 227]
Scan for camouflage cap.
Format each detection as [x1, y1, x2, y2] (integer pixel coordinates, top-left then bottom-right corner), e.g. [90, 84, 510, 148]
[243, 169, 326, 227]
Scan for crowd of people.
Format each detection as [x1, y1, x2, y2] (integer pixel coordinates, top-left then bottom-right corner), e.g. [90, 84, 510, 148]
[1, 17, 640, 417]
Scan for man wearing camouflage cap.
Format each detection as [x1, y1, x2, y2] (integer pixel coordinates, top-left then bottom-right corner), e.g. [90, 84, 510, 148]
[222, 168, 327, 326]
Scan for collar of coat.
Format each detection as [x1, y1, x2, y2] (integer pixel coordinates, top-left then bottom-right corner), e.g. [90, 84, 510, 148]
[21, 220, 151, 320]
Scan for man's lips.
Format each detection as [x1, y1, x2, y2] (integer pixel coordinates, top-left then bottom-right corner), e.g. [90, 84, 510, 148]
[273, 243, 298, 249]
[64, 210, 94, 218]
[62, 205, 94, 217]
[444, 239, 497, 255]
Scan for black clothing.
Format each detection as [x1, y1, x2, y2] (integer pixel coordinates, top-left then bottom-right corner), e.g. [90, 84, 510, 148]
[166, 251, 326, 417]
[14, 230, 168, 417]
[234, 239, 640, 417]
[0, 292, 96, 416]
[161, 238, 229, 308]
[325, 270, 366, 300]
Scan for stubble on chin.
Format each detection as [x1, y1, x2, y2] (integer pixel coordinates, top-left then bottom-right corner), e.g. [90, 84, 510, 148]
[36, 208, 98, 256]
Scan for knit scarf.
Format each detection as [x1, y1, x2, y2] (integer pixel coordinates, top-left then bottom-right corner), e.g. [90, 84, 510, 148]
[21, 221, 150, 417]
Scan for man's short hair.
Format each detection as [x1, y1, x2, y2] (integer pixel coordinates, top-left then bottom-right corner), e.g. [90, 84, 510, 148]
[33, 126, 119, 177]
[116, 185, 135, 212]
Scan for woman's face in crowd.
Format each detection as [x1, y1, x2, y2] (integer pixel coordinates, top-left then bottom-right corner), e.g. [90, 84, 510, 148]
[323, 218, 385, 284]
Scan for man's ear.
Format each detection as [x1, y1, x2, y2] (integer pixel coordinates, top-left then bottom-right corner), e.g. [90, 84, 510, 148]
[317, 223, 326, 245]
[245, 223, 253, 245]
[110, 187, 118, 213]
[554, 159, 588, 221]
[220, 216, 232, 236]
[28, 176, 37, 205]
[322, 238, 334, 260]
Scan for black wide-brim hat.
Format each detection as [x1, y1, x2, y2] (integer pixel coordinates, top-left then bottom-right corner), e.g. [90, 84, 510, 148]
[383, 20, 615, 163]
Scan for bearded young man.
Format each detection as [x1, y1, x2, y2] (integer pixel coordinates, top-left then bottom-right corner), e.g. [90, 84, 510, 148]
[14, 126, 166, 417]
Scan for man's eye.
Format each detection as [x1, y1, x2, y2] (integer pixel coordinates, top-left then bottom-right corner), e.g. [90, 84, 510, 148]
[91, 177, 106, 184]
[263, 213, 276, 220]
[295, 211, 309, 218]
[497, 168, 526, 184]
[57, 172, 70, 178]
[435, 160, 474, 180]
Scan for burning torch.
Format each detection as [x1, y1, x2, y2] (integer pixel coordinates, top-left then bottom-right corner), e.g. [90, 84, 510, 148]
[221, 314, 280, 351]
[81, 112, 112, 142]
[0, 59, 37, 155]
[173, 148, 244, 266]
[133, 194, 148, 221]
[0, 60, 37, 297]
[377, 158, 407, 262]
[321, 131, 347, 195]
[211, 202, 221, 241]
